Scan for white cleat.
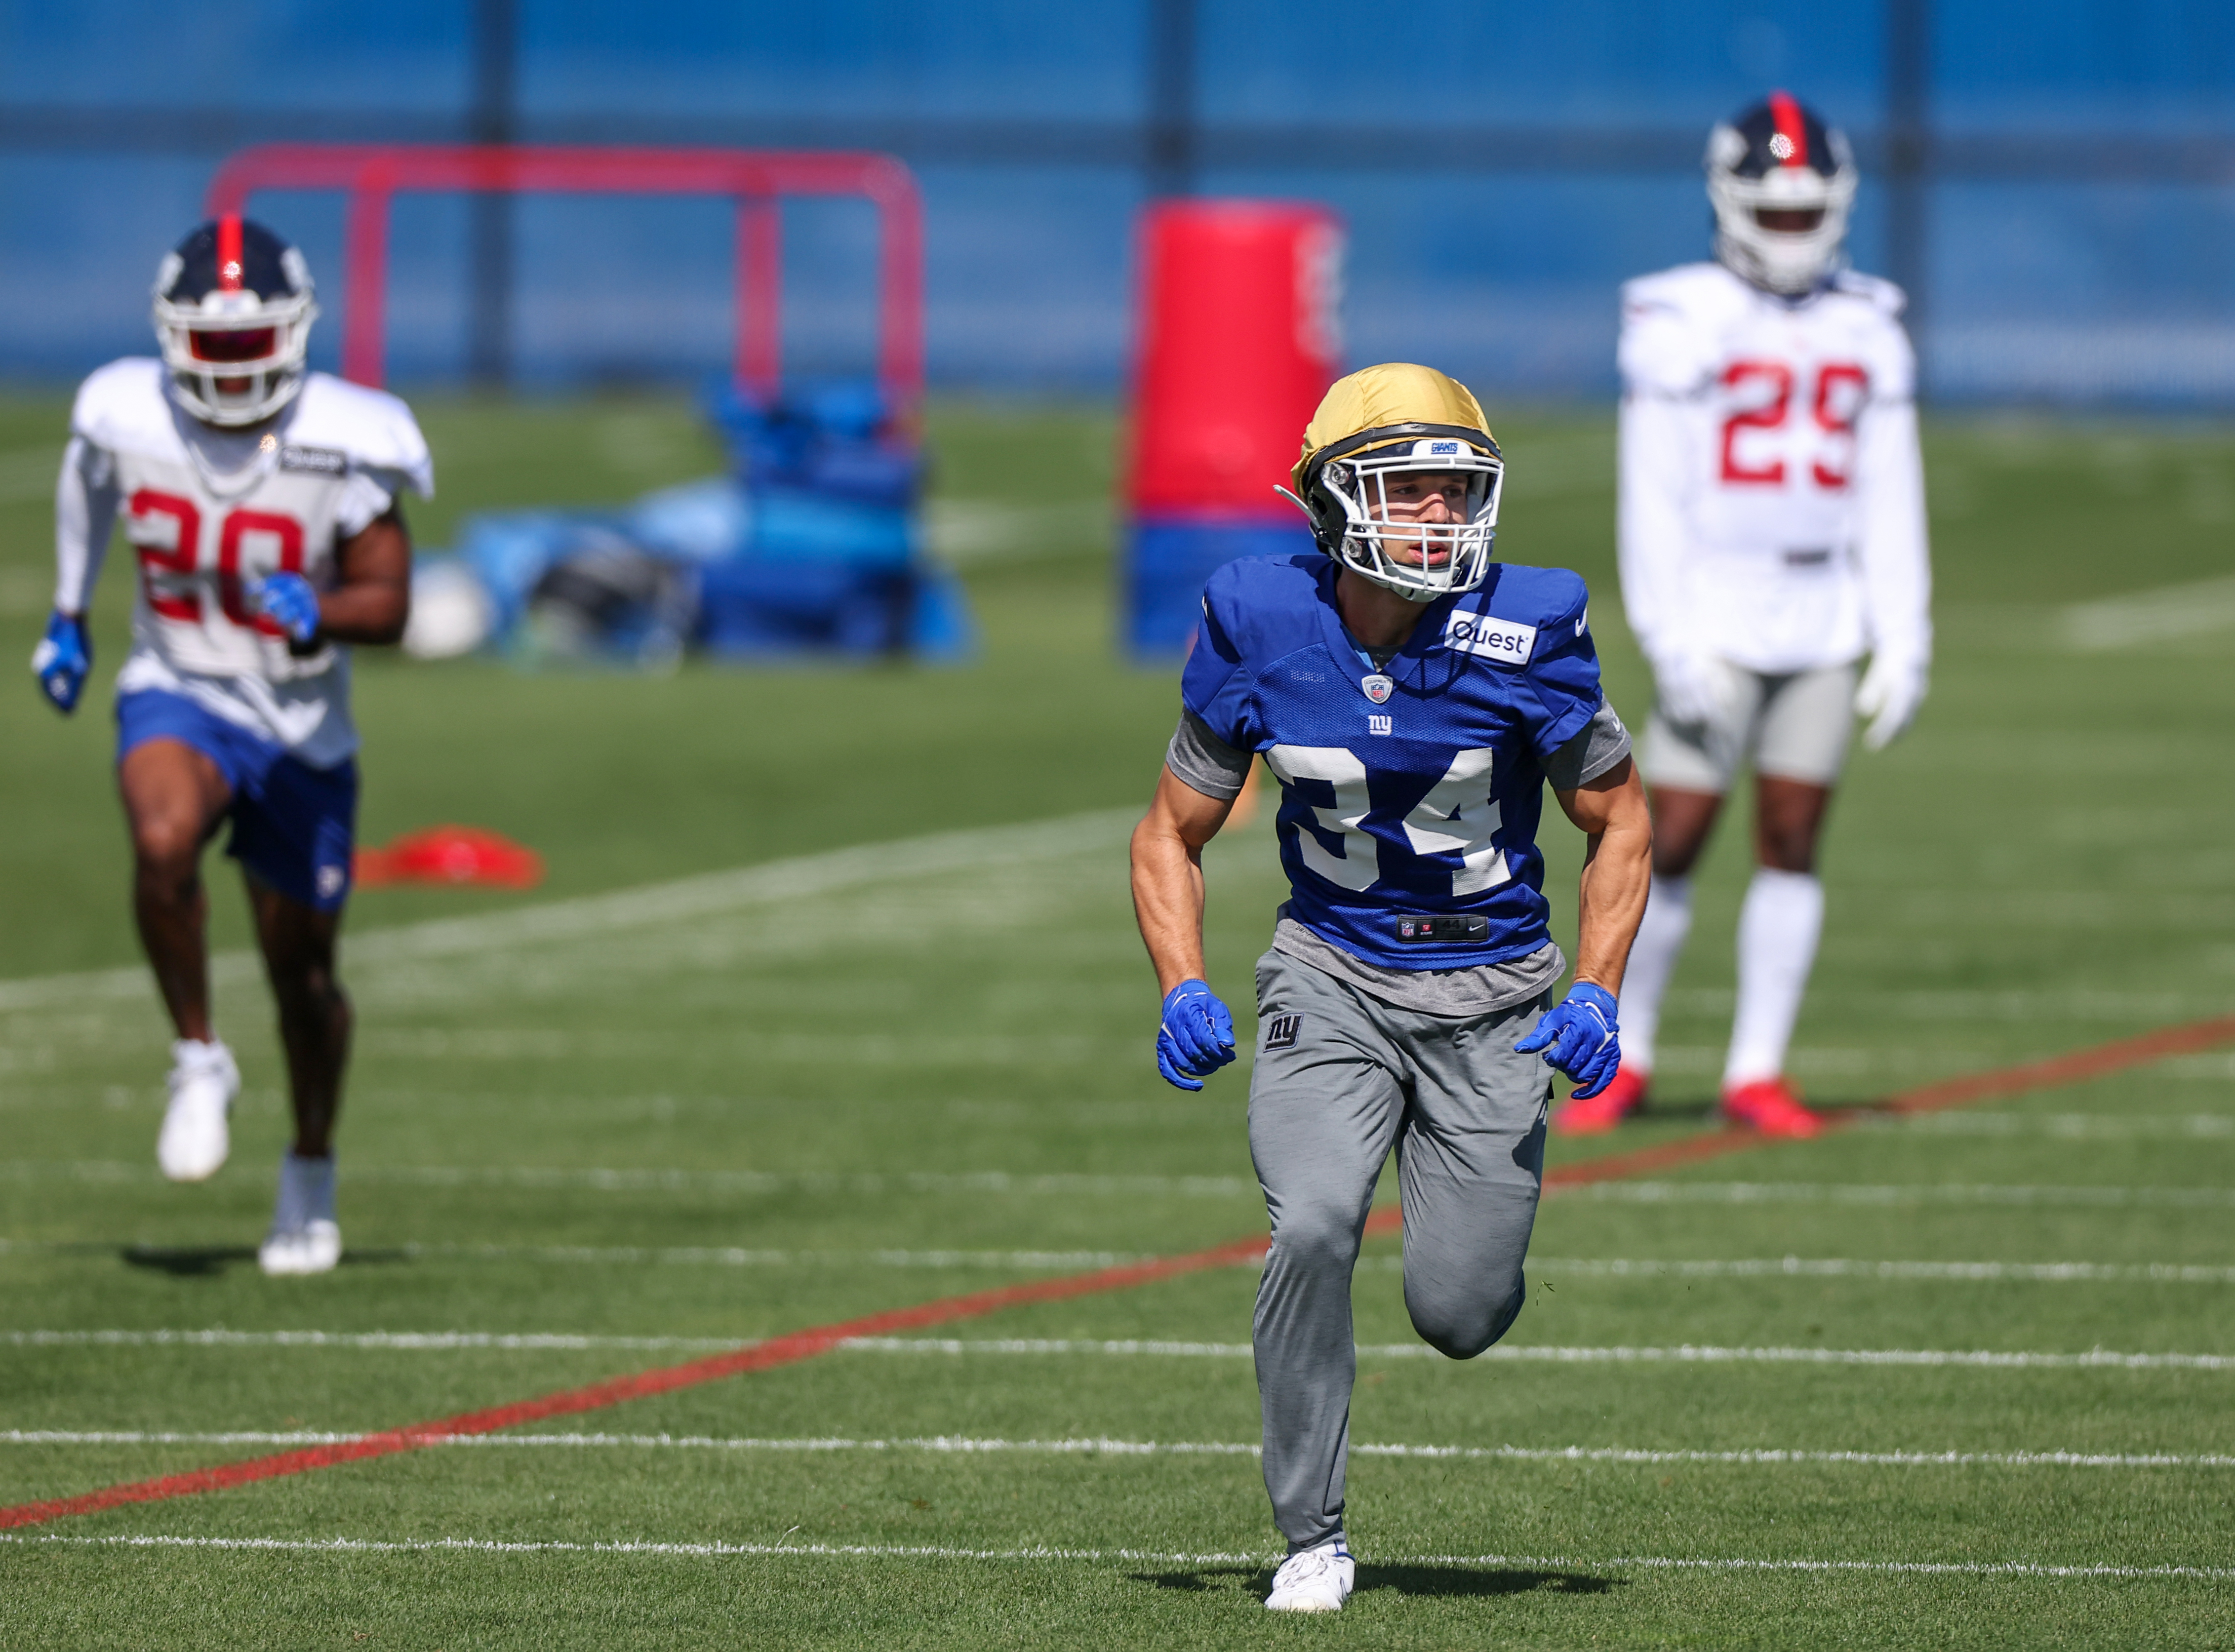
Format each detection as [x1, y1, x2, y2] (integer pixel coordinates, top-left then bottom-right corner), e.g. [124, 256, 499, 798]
[258, 1152, 342, 1276]
[257, 1219, 342, 1277]
[156, 1039, 238, 1182]
[1266, 1541, 1355, 1613]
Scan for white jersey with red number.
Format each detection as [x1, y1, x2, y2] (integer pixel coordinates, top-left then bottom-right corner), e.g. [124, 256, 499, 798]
[1616, 261, 1930, 676]
[54, 358, 433, 767]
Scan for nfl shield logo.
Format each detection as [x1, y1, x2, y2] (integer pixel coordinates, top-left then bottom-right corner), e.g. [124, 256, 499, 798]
[1360, 674, 1394, 704]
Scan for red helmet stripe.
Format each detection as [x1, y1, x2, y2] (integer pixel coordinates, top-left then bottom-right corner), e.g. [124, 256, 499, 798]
[216, 214, 244, 292]
[1768, 91, 1809, 168]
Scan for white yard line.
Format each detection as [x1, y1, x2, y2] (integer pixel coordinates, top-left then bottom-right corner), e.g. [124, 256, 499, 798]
[0, 1161, 1256, 1199]
[2062, 573, 2235, 650]
[842, 1338, 2235, 1371]
[2, 1531, 2229, 1581]
[1873, 1111, 2235, 1138]
[0, 1236, 1156, 1269]
[19, 1236, 2227, 1283]
[9, 1329, 2233, 1370]
[2163, 1054, 2235, 1080]
[0, 807, 1140, 1017]
[6, 1429, 2231, 1471]
[1527, 1256, 2235, 1285]
[1566, 1180, 2235, 1209]
[925, 498, 1109, 564]
[12, 1161, 2235, 1209]
[1, 1329, 738, 1351]
[1662, 985, 2235, 1017]
[401, 1244, 1153, 1269]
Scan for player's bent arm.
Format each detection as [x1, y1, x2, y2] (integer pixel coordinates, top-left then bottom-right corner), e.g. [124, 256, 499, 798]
[1854, 397, 1932, 665]
[32, 437, 118, 713]
[1615, 392, 1699, 658]
[1850, 398, 1932, 748]
[1129, 765, 1237, 995]
[314, 509, 413, 647]
[1555, 755, 1652, 995]
[53, 436, 120, 616]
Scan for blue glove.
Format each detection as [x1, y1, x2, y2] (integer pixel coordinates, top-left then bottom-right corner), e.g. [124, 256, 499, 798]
[1517, 981, 1621, 1100]
[249, 572, 321, 643]
[30, 611, 90, 714]
[1157, 979, 1237, 1092]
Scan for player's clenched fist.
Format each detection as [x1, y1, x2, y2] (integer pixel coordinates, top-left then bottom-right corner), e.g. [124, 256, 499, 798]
[1517, 982, 1622, 1099]
[1156, 979, 1236, 1091]
[249, 573, 322, 644]
[31, 611, 90, 713]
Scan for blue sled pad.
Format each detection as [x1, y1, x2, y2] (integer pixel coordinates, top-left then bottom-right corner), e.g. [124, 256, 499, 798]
[697, 559, 975, 663]
[1123, 516, 1318, 661]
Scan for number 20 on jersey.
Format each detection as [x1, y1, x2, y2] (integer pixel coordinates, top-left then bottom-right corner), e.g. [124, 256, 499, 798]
[128, 489, 305, 636]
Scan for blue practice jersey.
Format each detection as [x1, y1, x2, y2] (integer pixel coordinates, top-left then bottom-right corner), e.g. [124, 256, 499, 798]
[1182, 553, 1606, 972]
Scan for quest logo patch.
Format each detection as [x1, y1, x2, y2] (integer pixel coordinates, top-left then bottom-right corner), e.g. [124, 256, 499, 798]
[1442, 610, 1538, 667]
[280, 445, 348, 475]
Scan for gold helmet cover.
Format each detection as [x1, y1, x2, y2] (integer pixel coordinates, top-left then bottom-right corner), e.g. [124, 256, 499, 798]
[1282, 362, 1505, 600]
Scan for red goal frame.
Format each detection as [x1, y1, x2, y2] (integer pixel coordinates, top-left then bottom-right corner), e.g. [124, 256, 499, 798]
[204, 144, 925, 408]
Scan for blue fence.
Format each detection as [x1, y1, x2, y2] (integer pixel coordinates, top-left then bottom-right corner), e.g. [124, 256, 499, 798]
[5, 1, 2235, 404]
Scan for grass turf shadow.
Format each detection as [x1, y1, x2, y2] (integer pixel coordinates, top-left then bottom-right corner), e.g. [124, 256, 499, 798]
[1357, 1563, 1625, 1599]
[119, 1243, 411, 1276]
[1127, 1564, 1624, 1601]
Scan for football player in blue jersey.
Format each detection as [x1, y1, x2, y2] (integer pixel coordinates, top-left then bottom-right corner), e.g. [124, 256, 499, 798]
[1130, 363, 1651, 1612]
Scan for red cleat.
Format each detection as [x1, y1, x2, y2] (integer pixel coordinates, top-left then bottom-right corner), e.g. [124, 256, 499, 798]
[1719, 1077, 1824, 1138]
[1552, 1065, 1650, 1135]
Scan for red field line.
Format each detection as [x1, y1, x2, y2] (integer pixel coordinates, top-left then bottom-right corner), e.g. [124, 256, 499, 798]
[1879, 1013, 2235, 1116]
[0, 1238, 1266, 1532]
[6, 1012, 2232, 1533]
[1471, 1009, 2235, 1210]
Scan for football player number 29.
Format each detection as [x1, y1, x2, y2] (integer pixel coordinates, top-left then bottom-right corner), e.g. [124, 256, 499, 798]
[1267, 744, 1509, 896]
[1719, 361, 1868, 489]
[127, 490, 305, 635]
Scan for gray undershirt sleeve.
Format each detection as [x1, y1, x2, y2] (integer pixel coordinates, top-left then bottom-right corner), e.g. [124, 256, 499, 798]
[1543, 701, 1633, 791]
[1165, 709, 1253, 801]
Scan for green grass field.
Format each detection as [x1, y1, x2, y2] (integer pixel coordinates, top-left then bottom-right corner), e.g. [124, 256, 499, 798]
[1, 392, 2232, 1648]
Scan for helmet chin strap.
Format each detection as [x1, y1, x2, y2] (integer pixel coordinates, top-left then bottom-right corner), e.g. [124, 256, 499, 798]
[1347, 563, 1441, 604]
[1717, 233, 1845, 297]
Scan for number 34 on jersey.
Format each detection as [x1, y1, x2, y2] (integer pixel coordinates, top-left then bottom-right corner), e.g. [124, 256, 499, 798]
[1266, 743, 1509, 896]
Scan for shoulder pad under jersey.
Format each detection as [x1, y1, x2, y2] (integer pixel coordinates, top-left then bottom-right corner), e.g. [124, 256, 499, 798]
[1440, 562, 1591, 663]
[1197, 553, 1335, 674]
[70, 357, 181, 457]
[1441, 562, 1603, 754]
[1820, 273, 1918, 399]
[1828, 269, 1908, 319]
[285, 373, 436, 499]
[1618, 263, 1744, 396]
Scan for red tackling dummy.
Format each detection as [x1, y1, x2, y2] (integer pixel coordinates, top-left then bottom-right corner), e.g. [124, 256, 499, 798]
[354, 826, 544, 889]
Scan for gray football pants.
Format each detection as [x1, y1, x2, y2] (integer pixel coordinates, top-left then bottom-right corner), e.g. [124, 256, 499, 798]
[1248, 947, 1552, 1553]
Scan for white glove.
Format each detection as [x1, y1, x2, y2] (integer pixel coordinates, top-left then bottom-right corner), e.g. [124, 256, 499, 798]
[1649, 647, 1729, 729]
[1855, 652, 1928, 751]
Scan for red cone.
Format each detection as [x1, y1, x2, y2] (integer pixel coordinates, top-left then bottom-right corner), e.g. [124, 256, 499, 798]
[354, 826, 544, 890]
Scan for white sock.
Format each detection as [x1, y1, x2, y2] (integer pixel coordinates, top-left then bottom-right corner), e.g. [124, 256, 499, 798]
[171, 1037, 234, 1075]
[1724, 868, 1824, 1088]
[1617, 873, 1693, 1075]
[272, 1152, 337, 1234]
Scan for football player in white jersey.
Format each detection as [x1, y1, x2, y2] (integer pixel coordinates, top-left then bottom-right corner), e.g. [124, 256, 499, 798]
[1554, 94, 1931, 1138]
[30, 216, 433, 1273]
